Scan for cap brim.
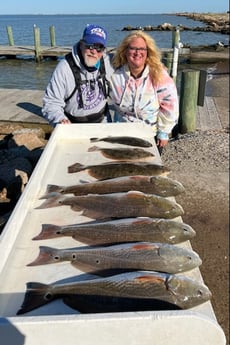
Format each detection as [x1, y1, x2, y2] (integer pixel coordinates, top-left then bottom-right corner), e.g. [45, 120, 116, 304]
[84, 37, 106, 46]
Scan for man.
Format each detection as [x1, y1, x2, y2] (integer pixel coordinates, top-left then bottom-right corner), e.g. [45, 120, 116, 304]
[42, 24, 113, 126]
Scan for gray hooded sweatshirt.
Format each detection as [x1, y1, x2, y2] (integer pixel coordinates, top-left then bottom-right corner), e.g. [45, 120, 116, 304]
[42, 43, 114, 127]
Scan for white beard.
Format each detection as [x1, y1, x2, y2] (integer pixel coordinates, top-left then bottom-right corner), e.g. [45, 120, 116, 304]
[84, 55, 98, 67]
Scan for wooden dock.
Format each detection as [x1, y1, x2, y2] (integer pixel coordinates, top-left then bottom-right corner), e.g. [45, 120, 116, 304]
[0, 45, 71, 59]
[0, 45, 191, 61]
[0, 88, 223, 133]
[0, 44, 228, 64]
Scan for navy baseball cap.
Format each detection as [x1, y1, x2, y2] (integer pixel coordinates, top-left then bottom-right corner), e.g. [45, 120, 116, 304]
[82, 24, 107, 46]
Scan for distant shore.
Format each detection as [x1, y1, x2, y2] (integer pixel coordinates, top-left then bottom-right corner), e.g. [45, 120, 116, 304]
[175, 12, 229, 34]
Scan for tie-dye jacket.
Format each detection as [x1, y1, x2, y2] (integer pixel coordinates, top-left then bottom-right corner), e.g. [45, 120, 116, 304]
[108, 64, 179, 139]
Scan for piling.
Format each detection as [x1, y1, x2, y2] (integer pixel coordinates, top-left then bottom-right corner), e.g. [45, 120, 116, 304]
[6, 26, 14, 46]
[33, 26, 42, 63]
[178, 69, 200, 133]
[171, 27, 182, 82]
[49, 25, 56, 47]
[163, 52, 173, 75]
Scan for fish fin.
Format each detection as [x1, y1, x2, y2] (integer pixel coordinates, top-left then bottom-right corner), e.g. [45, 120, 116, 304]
[126, 190, 145, 198]
[90, 137, 100, 143]
[36, 193, 65, 209]
[32, 224, 62, 240]
[131, 243, 160, 251]
[71, 204, 84, 212]
[17, 282, 51, 315]
[132, 217, 154, 225]
[68, 162, 85, 173]
[82, 209, 110, 220]
[79, 179, 90, 184]
[27, 246, 60, 266]
[71, 260, 96, 272]
[88, 145, 99, 152]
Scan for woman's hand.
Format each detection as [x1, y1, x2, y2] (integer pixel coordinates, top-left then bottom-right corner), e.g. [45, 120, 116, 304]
[156, 138, 168, 148]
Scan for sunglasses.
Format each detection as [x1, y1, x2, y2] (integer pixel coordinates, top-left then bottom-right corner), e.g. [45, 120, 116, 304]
[128, 46, 148, 52]
[83, 43, 105, 52]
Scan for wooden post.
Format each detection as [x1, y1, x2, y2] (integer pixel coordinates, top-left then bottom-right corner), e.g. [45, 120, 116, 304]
[33, 25, 42, 62]
[171, 27, 181, 82]
[6, 26, 14, 46]
[49, 25, 56, 47]
[163, 52, 173, 76]
[197, 70, 207, 106]
[172, 27, 180, 48]
[178, 69, 200, 133]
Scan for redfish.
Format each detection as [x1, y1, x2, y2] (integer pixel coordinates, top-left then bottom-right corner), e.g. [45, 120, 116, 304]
[17, 270, 212, 315]
[41, 175, 185, 198]
[67, 161, 170, 178]
[88, 145, 154, 160]
[90, 135, 153, 147]
[27, 242, 202, 274]
[36, 191, 184, 220]
[33, 217, 195, 245]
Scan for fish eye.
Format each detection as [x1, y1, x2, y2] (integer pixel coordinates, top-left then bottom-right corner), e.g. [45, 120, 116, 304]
[72, 254, 76, 259]
[54, 255, 60, 261]
[197, 289, 203, 296]
[187, 255, 192, 261]
[96, 259, 100, 264]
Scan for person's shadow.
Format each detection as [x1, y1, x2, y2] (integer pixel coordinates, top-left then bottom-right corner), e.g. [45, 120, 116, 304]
[17, 102, 43, 118]
[0, 318, 25, 344]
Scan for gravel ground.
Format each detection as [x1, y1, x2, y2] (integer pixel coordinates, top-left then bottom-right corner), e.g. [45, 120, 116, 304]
[161, 127, 229, 343]
[162, 129, 229, 173]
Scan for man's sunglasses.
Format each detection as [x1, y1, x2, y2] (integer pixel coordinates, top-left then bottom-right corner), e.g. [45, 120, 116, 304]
[83, 43, 105, 52]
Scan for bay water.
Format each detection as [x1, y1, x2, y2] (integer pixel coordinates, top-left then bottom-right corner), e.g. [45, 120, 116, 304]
[0, 14, 228, 90]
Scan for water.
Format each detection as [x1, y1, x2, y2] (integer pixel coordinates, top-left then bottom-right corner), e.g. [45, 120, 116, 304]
[0, 14, 228, 90]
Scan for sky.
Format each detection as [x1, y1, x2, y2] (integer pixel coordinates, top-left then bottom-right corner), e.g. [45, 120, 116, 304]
[1, 0, 229, 15]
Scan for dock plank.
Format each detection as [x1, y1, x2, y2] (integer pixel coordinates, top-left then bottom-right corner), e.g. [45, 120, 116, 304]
[0, 89, 223, 132]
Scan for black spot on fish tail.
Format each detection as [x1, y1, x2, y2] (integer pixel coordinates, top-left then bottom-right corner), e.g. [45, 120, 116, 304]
[27, 246, 60, 266]
[32, 224, 62, 240]
[17, 282, 52, 315]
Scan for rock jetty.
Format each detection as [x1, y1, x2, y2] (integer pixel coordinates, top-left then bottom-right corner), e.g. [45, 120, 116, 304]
[122, 12, 229, 35]
[0, 125, 48, 232]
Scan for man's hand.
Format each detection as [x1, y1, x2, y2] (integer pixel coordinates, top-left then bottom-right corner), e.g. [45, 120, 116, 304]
[60, 118, 71, 124]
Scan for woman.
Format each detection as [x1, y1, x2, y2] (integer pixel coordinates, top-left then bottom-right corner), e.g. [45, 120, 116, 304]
[109, 31, 179, 152]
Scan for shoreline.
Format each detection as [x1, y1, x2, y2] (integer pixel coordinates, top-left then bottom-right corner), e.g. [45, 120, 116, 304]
[175, 12, 229, 34]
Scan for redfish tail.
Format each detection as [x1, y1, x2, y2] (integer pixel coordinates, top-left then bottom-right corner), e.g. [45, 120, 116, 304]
[40, 185, 65, 199]
[17, 282, 51, 315]
[32, 224, 62, 240]
[27, 246, 59, 266]
[68, 162, 85, 173]
[36, 193, 64, 209]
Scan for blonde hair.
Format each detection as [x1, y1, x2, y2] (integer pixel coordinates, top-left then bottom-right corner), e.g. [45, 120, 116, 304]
[112, 30, 164, 84]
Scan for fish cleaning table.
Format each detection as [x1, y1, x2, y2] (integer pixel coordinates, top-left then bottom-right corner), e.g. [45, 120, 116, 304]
[0, 123, 226, 345]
